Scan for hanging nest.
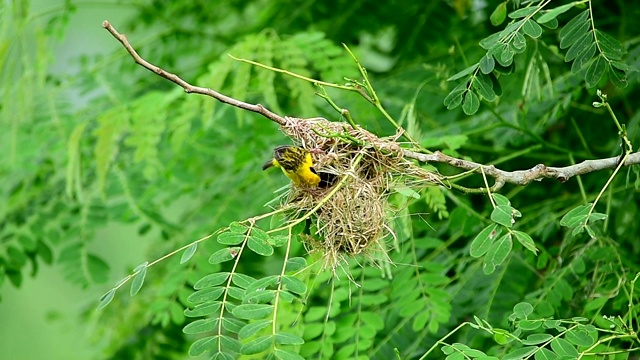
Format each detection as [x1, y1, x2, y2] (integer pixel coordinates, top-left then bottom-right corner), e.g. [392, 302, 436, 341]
[278, 116, 442, 270]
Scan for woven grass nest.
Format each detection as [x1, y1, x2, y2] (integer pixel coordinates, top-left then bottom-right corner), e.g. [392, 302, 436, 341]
[278, 117, 441, 270]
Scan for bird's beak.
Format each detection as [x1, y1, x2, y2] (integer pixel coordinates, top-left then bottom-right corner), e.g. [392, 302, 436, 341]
[262, 159, 275, 170]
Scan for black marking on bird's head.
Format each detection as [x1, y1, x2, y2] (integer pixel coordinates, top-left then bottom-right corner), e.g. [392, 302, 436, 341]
[273, 145, 291, 159]
[273, 145, 306, 171]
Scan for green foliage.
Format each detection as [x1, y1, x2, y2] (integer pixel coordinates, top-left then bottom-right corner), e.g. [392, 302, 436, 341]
[445, 1, 637, 115]
[2, 0, 640, 359]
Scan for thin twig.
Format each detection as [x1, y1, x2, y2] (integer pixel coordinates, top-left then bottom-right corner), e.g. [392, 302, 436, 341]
[101, 20, 286, 125]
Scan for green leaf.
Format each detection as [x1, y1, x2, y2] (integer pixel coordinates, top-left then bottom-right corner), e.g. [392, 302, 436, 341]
[512, 31, 527, 51]
[565, 328, 595, 347]
[183, 318, 218, 334]
[493, 330, 510, 345]
[534, 348, 558, 360]
[470, 224, 501, 257]
[539, 17, 559, 29]
[513, 302, 534, 319]
[238, 319, 272, 339]
[448, 64, 478, 81]
[596, 29, 625, 60]
[194, 272, 230, 289]
[585, 54, 607, 88]
[187, 287, 225, 303]
[513, 230, 537, 254]
[222, 317, 245, 333]
[509, 6, 540, 19]
[245, 275, 279, 295]
[444, 91, 464, 110]
[480, 32, 502, 50]
[517, 319, 542, 331]
[130, 261, 148, 297]
[444, 82, 467, 109]
[503, 346, 537, 359]
[229, 221, 249, 234]
[232, 273, 257, 289]
[492, 193, 511, 206]
[269, 235, 288, 247]
[240, 335, 273, 355]
[560, 204, 591, 227]
[97, 289, 115, 310]
[462, 91, 480, 115]
[490, 2, 507, 26]
[474, 72, 496, 101]
[244, 289, 276, 304]
[227, 286, 245, 300]
[274, 348, 305, 360]
[184, 302, 222, 317]
[188, 335, 219, 356]
[484, 233, 512, 273]
[275, 332, 305, 345]
[497, 47, 514, 66]
[537, 3, 575, 23]
[442, 345, 454, 355]
[522, 333, 553, 345]
[479, 54, 495, 74]
[180, 243, 198, 264]
[452, 344, 485, 357]
[209, 247, 240, 264]
[491, 205, 516, 227]
[361, 311, 385, 331]
[556, 278, 574, 300]
[285, 257, 307, 272]
[610, 61, 635, 72]
[565, 31, 594, 62]
[281, 275, 307, 294]
[609, 64, 628, 88]
[248, 235, 274, 256]
[522, 19, 543, 38]
[218, 231, 246, 245]
[412, 309, 430, 331]
[233, 304, 274, 320]
[559, 10, 590, 49]
[251, 227, 270, 241]
[572, 42, 596, 73]
[550, 338, 579, 357]
[584, 296, 608, 312]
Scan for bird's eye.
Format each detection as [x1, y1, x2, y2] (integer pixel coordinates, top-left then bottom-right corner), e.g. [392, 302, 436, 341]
[310, 167, 318, 175]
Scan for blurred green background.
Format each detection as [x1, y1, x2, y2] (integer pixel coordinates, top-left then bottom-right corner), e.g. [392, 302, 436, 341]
[0, 3, 141, 359]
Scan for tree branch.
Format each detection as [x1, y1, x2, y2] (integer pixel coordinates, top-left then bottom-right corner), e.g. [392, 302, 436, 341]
[102, 20, 640, 193]
[403, 150, 640, 191]
[101, 20, 286, 125]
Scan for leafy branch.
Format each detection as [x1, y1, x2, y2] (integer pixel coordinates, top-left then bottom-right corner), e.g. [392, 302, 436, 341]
[102, 20, 640, 196]
[445, 0, 637, 115]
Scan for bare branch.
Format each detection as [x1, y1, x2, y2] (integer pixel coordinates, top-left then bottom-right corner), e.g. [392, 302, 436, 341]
[101, 20, 286, 125]
[404, 150, 640, 191]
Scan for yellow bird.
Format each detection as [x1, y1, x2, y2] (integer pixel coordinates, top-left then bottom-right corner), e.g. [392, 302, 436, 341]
[262, 145, 321, 187]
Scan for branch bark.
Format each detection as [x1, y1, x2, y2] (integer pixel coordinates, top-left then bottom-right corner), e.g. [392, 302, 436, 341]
[403, 150, 640, 191]
[102, 20, 640, 192]
[101, 20, 286, 125]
